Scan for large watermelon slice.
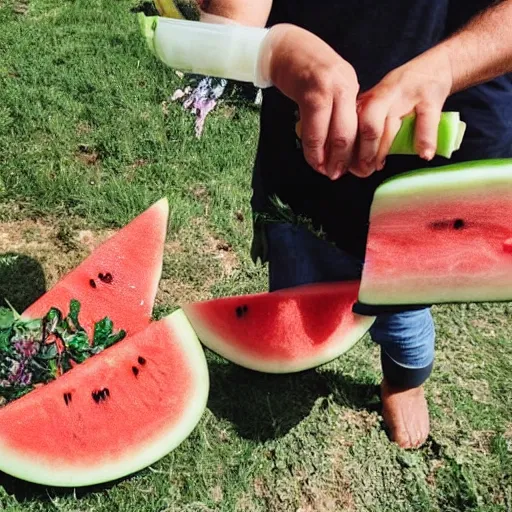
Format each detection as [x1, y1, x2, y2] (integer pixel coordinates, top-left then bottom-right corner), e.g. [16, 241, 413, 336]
[182, 281, 375, 373]
[22, 198, 169, 337]
[359, 159, 512, 306]
[0, 309, 209, 487]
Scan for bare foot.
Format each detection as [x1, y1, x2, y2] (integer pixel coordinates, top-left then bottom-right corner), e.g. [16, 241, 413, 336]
[381, 379, 430, 449]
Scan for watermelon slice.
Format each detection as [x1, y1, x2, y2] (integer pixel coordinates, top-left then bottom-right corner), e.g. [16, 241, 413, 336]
[0, 309, 209, 487]
[359, 159, 512, 306]
[182, 281, 375, 373]
[22, 198, 169, 337]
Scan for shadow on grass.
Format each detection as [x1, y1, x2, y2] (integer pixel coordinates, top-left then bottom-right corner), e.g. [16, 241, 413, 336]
[0, 471, 126, 503]
[207, 356, 381, 442]
[0, 253, 46, 311]
[0, 363, 380, 502]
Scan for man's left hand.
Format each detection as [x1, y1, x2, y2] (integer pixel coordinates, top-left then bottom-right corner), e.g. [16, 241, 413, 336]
[351, 49, 453, 177]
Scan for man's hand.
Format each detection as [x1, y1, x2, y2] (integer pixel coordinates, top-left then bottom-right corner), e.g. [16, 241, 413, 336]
[352, 0, 512, 178]
[352, 50, 453, 177]
[269, 24, 360, 180]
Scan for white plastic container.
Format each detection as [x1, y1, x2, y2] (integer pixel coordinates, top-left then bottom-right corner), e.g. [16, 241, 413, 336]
[140, 14, 274, 88]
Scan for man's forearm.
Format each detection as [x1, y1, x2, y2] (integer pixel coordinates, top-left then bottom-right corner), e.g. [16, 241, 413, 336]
[436, 0, 512, 93]
[201, 0, 272, 26]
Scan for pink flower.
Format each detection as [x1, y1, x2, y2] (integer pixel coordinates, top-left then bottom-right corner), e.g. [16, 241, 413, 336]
[8, 360, 32, 386]
[13, 338, 40, 358]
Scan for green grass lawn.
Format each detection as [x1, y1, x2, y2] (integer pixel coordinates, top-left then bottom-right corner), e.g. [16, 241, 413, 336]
[1, 0, 511, 510]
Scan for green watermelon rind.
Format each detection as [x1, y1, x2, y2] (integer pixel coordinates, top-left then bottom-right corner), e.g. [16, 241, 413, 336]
[0, 309, 210, 488]
[374, 159, 512, 199]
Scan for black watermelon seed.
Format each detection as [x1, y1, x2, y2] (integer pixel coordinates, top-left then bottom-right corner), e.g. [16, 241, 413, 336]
[89, 279, 97, 289]
[92, 389, 109, 403]
[453, 219, 465, 230]
[236, 305, 249, 318]
[132, 366, 139, 376]
[98, 272, 113, 284]
[138, 356, 146, 365]
[63, 393, 69, 406]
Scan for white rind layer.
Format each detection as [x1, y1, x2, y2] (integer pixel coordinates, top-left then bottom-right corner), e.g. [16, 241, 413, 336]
[372, 160, 512, 204]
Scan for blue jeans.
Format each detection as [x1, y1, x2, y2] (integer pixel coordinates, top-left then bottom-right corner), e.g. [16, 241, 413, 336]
[265, 223, 435, 388]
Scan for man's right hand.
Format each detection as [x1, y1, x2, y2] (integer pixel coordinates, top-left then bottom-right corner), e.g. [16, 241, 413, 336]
[268, 24, 360, 180]
[202, 4, 360, 181]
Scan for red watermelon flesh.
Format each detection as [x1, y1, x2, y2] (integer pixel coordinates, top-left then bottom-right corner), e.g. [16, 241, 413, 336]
[0, 309, 209, 487]
[22, 198, 169, 337]
[359, 160, 512, 305]
[182, 281, 375, 373]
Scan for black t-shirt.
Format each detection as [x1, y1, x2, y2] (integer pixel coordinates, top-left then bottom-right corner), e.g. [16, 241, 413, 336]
[252, 0, 512, 259]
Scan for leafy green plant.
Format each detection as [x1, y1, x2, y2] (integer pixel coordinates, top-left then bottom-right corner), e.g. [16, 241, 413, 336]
[0, 299, 125, 404]
[255, 195, 329, 242]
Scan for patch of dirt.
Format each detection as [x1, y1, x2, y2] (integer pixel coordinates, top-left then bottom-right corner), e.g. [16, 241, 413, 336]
[0, 219, 114, 295]
[256, 446, 356, 512]
[257, 470, 355, 512]
[128, 159, 148, 170]
[190, 185, 208, 200]
[296, 481, 355, 512]
[504, 422, 512, 441]
[338, 408, 380, 433]
[425, 458, 445, 487]
[253, 478, 266, 498]
[76, 144, 100, 166]
[204, 233, 239, 278]
[2, 215, 241, 317]
[220, 105, 237, 119]
[77, 229, 115, 253]
[464, 430, 495, 454]
[156, 238, 213, 307]
[13, 0, 29, 15]
[124, 159, 150, 182]
[76, 121, 92, 136]
[161, 100, 170, 117]
[455, 377, 493, 404]
[218, 428, 230, 443]
[209, 485, 223, 503]
[234, 493, 261, 512]
[157, 278, 209, 309]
